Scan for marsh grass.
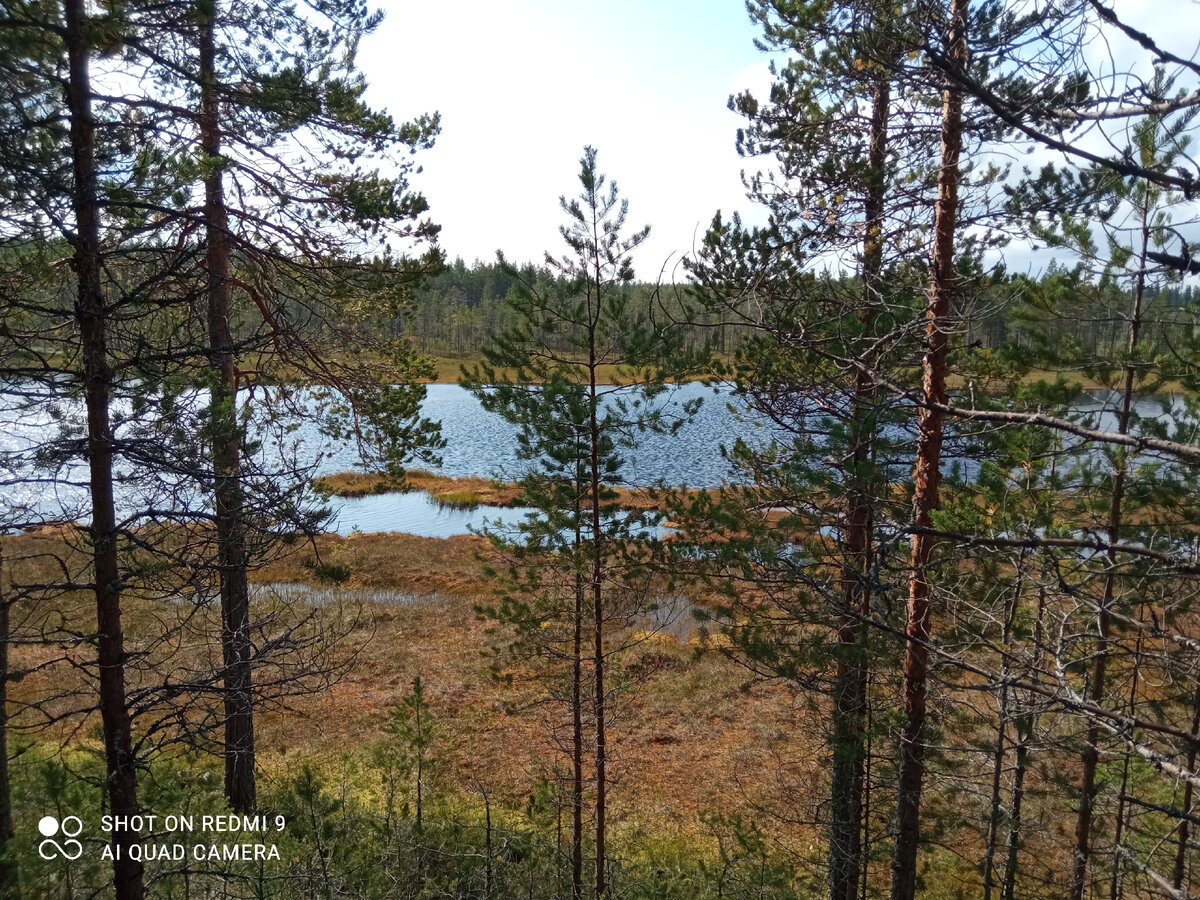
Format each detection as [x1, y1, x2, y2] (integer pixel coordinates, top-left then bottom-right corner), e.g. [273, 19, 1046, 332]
[6, 528, 819, 840]
[431, 489, 484, 509]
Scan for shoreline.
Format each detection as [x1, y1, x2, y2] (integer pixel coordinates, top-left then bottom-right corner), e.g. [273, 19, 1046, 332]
[314, 469, 676, 512]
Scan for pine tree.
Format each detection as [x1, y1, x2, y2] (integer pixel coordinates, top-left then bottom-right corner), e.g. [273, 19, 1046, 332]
[119, 0, 443, 810]
[1005, 101, 1200, 898]
[890, 1, 968, 895]
[0, 0, 442, 880]
[466, 146, 701, 898]
[684, 3, 934, 895]
[64, 0, 144, 892]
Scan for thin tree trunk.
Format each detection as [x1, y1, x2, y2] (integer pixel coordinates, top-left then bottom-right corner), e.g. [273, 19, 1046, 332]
[64, 1, 144, 894]
[416, 702, 424, 832]
[573, 566, 584, 900]
[890, 1, 967, 896]
[984, 562, 1023, 900]
[198, 2, 256, 813]
[588, 285, 607, 898]
[1109, 621, 1142, 900]
[1172, 679, 1200, 890]
[982, 671, 1009, 900]
[1003, 584, 1046, 900]
[484, 785, 493, 900]
[830, 70, 889, 900]
[1068, 481, 1114, 899]
[1069, 211, 1148, 900]
[555, 772, 564, 898]
[1002, 706, 1031, 900]
[0, 543, 13, 898]
[862, 664, 873, 900]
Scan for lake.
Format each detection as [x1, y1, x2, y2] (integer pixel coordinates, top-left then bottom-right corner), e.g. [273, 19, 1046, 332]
[0, 381, 763, 536]
[0, 381, 1186, 537]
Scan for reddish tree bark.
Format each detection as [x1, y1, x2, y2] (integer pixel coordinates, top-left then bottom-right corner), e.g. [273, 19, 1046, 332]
[889, 1, 967, 897]
[198, 2, 256, 813]
[830, 69, 890, 900]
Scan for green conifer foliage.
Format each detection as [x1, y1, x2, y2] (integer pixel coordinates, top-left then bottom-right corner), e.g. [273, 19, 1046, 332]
[466, 146, 703, 899]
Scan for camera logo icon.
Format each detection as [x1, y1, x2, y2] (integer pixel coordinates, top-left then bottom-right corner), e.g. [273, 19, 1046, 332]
[38, 816, 83, 861]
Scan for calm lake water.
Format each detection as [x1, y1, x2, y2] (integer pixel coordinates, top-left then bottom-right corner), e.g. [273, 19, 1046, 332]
[0, 381, 1187, 537]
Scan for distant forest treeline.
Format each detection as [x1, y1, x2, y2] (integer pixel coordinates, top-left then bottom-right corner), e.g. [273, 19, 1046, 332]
[402, 256, 1200, 362]
[8, 250, 1197, 369]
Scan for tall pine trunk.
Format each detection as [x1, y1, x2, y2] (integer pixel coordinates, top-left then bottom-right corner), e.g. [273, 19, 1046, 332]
[588, 271, 607, 898]
[64, 0, 144, 893]
[1003, 584, 1047, 900]
[573, 564, 584, 900]
[199, 2, 256, 813]
[1068, 211, 1148, 900]
[890, 1, 967, 896]
[830, 70, 890, 900]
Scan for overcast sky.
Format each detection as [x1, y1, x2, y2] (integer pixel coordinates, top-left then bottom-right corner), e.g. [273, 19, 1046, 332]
[358, 0, 1200, 281]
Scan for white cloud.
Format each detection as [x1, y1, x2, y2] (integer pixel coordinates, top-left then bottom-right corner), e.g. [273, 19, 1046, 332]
[356, 0, 767, 278]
